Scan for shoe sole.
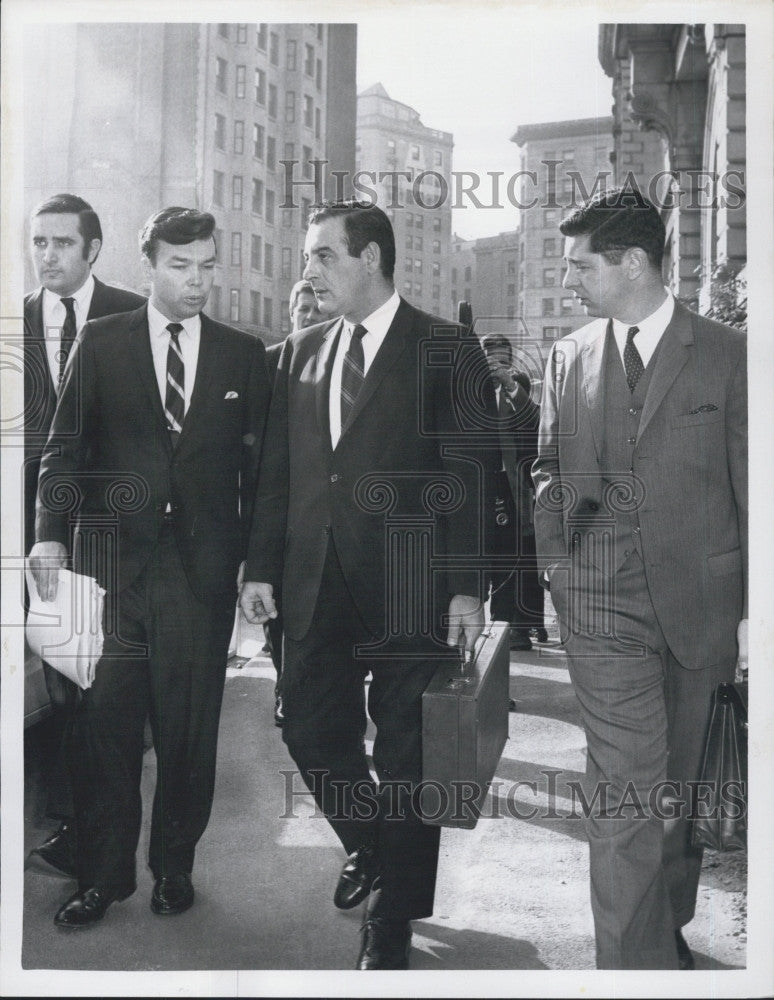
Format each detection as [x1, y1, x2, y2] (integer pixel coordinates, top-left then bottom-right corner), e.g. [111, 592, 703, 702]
[54, 885, 135, 928]
[150, 895, 194, 915]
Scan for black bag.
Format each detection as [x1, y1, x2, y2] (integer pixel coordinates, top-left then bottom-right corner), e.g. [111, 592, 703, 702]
[691, 682, 748, 852]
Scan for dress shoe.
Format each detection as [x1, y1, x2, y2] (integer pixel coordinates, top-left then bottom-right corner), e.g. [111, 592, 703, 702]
[30, 822, 77, 878]
[675, 928, 695, 970]
[533, 627, 549, 643]
[54, 883, 135, 928]
[151, 873, 195, 915]
[509, 628, 532, 651]
[356, 917, 412, 970]
[334, 845, 379, 910]
[509, 698, 518, 712]
[274, 692, 285, 727]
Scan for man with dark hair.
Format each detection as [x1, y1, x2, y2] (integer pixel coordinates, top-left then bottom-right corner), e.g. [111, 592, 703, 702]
[24, 193, 145, 879]
[481, 335, 544, 653]
[29, 207, 271, 928]
[240, 199, 493, 969]
[532, 187, 747, 969]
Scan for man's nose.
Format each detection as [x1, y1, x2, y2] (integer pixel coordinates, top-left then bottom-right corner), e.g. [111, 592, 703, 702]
[43, 243, 57, 262]
[562, 268, 576, 289]
[302, 260, 314, 280]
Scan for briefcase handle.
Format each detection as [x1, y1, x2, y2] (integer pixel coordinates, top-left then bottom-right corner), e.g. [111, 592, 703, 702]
[456, 623, 498, 674]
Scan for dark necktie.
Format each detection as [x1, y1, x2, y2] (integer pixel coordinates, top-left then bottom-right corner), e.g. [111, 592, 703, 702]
[623, 325, 644, 392]
[164, 322, 185, 446]
[340, 323, 367, 428]
[59, 296, 77, 384]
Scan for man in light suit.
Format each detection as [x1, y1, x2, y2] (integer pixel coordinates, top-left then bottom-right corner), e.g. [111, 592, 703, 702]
[24, 194, 146, 878]
[29, 208, 270, 927]
[240, 200, 493, 970]
[532, 188, 747, 969]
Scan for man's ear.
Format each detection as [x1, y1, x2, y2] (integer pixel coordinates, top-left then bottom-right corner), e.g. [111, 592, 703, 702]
[623, 246, 648, 280]
[362, 240, 381, 274]
[86, 239, 102, 266]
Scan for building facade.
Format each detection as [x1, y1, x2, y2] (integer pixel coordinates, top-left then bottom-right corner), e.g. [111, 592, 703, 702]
[356, 83, 453, 318]
[23, 22, 357, 343]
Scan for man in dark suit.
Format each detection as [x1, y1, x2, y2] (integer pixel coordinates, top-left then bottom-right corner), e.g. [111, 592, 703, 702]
[240, 200, 493, 970]
[24, 193, 145, 879]
[29, 208, 270, 927]
[481, 335, 545, 653]
[532, 188, 747, 969]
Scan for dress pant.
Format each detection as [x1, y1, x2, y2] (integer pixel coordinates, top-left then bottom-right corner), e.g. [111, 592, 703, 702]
[40, 661, 78, 820]
[281, 541, 447, 921]
[67, 521, 234, 892]
[552, 550, 735, 969]
[489, 471, 543, 629]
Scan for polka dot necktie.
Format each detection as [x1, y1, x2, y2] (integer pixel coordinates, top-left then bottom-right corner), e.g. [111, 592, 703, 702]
[164, 323, 185, 446]
[623, 326, 644, 392]
[340, 323, 367, 428]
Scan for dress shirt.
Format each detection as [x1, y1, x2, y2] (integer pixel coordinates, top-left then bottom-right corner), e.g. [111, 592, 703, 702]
[147, 300, 201, 415]
[42, 272, 95, 387]
[329, 289, 400, 448]
[611, 289, 674, 371]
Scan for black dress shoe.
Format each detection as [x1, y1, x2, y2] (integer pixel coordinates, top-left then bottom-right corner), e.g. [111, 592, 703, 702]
[533, 627, 549, 643]
[334, 845, 379, 910]
[356, 917, 412, 970]
[151, 873, 194, 915]
[509, 628, 532, 651]
[675, 928, 695, 970]
[30, 822, 77, 878]
[54, 883, 135, 928]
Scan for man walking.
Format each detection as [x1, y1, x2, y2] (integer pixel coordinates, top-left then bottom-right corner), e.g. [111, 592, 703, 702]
[532, 187, 747, 969]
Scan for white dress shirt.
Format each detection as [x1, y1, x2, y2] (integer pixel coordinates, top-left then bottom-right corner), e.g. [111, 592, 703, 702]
[42, 272, 95, 388]
[611, 289, 675, 371]
[328, 289, 400, 448]
[147, 301, 201, 415]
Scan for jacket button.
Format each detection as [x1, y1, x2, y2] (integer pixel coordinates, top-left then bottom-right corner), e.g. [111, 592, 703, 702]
[633, 525, 641, 534]
[323, 524, 330, 534]
[330, 473, 339, 483]
[628, 436, 636, 444]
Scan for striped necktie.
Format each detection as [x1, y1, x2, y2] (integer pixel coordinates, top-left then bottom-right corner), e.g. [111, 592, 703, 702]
[623, 325, 644, 392]
[164, 322, 185, 446]
[59, 296, 77, 384]
[340, 323, 367, 428]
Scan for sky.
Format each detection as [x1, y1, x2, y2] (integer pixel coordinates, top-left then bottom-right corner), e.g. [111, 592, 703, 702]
[355, 11, 611, 240]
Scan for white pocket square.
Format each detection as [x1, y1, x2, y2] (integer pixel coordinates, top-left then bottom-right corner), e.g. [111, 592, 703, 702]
[224, 390, 239, 399]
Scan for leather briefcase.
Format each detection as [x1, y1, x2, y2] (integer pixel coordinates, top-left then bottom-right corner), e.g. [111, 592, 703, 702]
[421, 622, 510, 829]
[691, 681, 748, 852]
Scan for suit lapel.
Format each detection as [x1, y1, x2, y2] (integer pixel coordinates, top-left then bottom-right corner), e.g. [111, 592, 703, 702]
[315, 318, 343, 451]
[86, 276, 108, 320]
[636, 302, 693, 442]
[580, 320, 609, 462]
[128, 305, 173, 455]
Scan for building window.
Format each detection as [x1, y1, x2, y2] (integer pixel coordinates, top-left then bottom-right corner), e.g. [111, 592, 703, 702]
[254, 68, 266, 105]
[304, 44, 315, 76]
[507, 259, 516, 275]
[433, 150, 443, 166]
[415, 215, 423, 229]
[251, 234, 262, 271]
[265, 189, 275, 225]
[315, 107, 321, 139]
[543, 238, 557, 256]
[414, 259, 422, 273]
[284, 141, 295, 160]
[236, 23, 247, 44]
[507, 284, 515, 297]
[230, 289, 240, 323]
[433, 285, 440, 299]
[252, 178, 263, 215]
[415, 236, 423, 252]
[281, 246, 292, 279]
[507, 305, 515, 319]
[264, 243, 273, 277]
[215, 57, 227, 94]
[268, 84, 277, 118]
[263, 297, 273, 328]
[410, 144, 420, 161]
[544, 208, 558, 227]
[404, 259, 413, 273]
[432, 239, 440, 254]
[542, 297, 555, 315]
[404, 280, 412, 295]
[213, 170, 224, 207]
[304, 95, 314, 128]
[543, 267, 556, 286]
[218, 24, 229, 39]
[213, 228, 223, 259]
[464, 266, 471, 281]
[253, 123, 264, 159]
[236, 65, 246, 100]
[317, 23, 324, 41]
[561, 296, 574, 315]
[464, 288, 471, 301]
[231, 232, 242, 267]
[302, 145, 313, 178]
[302, 198, 311, 224]
[232, 176, 243, 211]
[257, 24, 267, 50]
[432, 262, 440, 277]
[405, 235, 413, 250]
[406, 213, 413, 227]
[214, 113, 226, 149]
[316, 58, 322, 91]
[269, 32, 279, 65]
[251, 290, 261, 325]
[233, 120, 244, 155]
[433, 217, 442, 232]
[543, 326, 558, 340]
[285, 91, 296, 123]
[287, 39, 297, 70]
[414, 283, 422, 296]
[451, 267, 457, 284]
[281, 304, 290, 335]
[211, 285, 221, 318]
[387, 139, 396, 156]
[266, 136, 276, 171]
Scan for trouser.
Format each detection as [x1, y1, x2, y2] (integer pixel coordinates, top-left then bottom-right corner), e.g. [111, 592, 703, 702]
[552, 550, 735, 969]
[489, 472, 543, 629]
[68, 523, 234, 892]
[41, 661, 78, 821]
[281, 542, 447, 921]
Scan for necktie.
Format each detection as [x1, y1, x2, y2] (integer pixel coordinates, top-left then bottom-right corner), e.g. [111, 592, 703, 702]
[164, 322, 185, 446]
[59, 296, 77, 384]
[340, 323, 367, 428]
[623, 325, 644, 392]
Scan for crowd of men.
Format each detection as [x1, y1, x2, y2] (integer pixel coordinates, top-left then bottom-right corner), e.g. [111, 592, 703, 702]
[23, 188, 746, 972]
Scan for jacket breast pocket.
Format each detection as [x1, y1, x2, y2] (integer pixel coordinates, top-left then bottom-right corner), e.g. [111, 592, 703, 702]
[671, 409, 722, 429]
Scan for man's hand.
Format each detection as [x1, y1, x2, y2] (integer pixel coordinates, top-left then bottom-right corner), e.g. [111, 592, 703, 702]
[487, 360, 517, 394]
[239, 581, 278, 624]
[28, 541, 68, 602]
[736, 618, 748, 676]
[446, 594, 485, 654]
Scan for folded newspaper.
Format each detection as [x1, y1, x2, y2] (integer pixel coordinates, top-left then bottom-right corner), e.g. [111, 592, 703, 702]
[25, 567, 105, 689]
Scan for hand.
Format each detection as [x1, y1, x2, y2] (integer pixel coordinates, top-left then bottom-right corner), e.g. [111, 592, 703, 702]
[446, 594, 484, 654]
[28, 541, 68, 602]
[239, 581, 277, 624]
[736, 618, 748, 676]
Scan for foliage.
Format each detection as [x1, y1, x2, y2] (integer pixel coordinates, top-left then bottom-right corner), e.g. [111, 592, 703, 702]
[706, 261, 747, 332]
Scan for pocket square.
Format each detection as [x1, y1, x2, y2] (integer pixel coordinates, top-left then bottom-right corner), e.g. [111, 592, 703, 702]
[224, 390, 239, 400]
[689, 403, 718, 414]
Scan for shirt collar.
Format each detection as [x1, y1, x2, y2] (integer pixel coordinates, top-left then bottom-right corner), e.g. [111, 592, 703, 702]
[612, 289, 674, 343]
[42, 271, 95, 312]
[347, 289, 400, 340]
[147, 299, 201, 341]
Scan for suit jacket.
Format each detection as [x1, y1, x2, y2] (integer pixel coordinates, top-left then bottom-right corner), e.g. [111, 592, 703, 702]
[36, 304, 271, 601]
[532, 300, 747, 670]
[245, 297, 496, 641]
[497, 387, 540, 531]
[23, 277, 146, 552]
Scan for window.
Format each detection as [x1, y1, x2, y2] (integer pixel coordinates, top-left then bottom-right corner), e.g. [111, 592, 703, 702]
[302, 198, 311, 224]
[414, 259, 423, 273]
[433, 150, 443, 167]
[263, 297, 273, 328]
[264, 243, 273, 277]
[287, 39, 297, 70]
[433, 216, 441, 232]
[285, 91, 296, 123]
[265, 189, 275, 225]
[211, 285, 221, 318]
[464, 266, 471, 281]
[269, 32, 279, 65]
[544, 208, 558, 227]
[266, 136, 276, 171]
[414, 282, 422, 296]
[304, 95, 314, 128]
[432, 285, 440, 299]
[303, 145, 313, 178]
[317, 24, 324, 41]
[214, 113, 226, 149]
[316, 58, 322, 91]
[405, 235, 413, 250]
[231, 232, 242, 267]
[236, 65, 246, 100]
[561, 296, 574, 315]
[218, 23, 229, 39]
[542, 297, 556, 315]
[251, 290, 261, 325]
[281, 303, 290, 335]
[432, 262, 440, 277]
[432, 239, 440, 254]
[213, 170, 224, 206]
[252, 178, 263, 215]
[415, 215, 423, 229]
[543, 238, 557, 256]
[284, 141, 295, 160]
[233, 120, 244, 154]
[415, 236, 423, 252]
[543, 326, 558, 340]
[507, 259, 516, 275]
[282, 246, 292, 279]
[410, 144, 420, 161]
[304, 43, 315, 76]
[237, 23, 247, 44]
[232, 176, 243, 211]
[268, 84, 277, 118]
[543, 267, 556, 286]
[257, 24, 267, 50]
[451, 267, 457, 284]
[282, 209, 294, 228]
[404, 280, 412, 295]
[253, 123, 264, 159]
[507, 305, 515, 319]
[251, 235, 262, 271]
[404, 259, 413, 273]
[507, 284, 515, 297]
[230, 289, 240, 323]
[254, 68, 266, 105]
[406, 213, 413, 227]
[213, 228, 223, 257]
[315, 107, 321, 139]
[387, 139, 396, 156]
[215, 57, 227, 94]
